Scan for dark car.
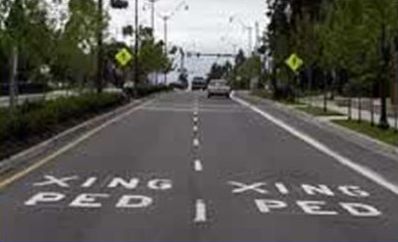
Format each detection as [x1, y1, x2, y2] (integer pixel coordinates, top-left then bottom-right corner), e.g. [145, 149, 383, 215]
[191, 77, 207, 90]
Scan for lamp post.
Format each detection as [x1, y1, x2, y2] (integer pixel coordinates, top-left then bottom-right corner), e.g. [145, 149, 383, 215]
[145, 0, 160, 34]
[134, 0, 139, 91]
[229, 16, 254, 56]
[157, 1, 189, 84]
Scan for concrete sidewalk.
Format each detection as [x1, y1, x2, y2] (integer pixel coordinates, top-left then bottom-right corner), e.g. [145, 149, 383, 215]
[301, 97, 398, 130]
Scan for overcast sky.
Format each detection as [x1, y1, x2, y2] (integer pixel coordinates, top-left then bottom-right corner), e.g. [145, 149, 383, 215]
[108, 0, 267, 52]
[107, 0, 268, 78]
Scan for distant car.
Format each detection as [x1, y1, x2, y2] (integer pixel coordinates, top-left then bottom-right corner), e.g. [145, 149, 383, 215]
[191, 77, 207, 90]
[207, 79, 232, 98]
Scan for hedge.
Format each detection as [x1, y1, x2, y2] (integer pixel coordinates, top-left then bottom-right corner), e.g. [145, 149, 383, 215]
[0, 93, 126, 159]
[124, 84, 173, 98]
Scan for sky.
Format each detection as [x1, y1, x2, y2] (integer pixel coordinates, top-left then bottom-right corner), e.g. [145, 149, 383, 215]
[107, 0, 268, 79]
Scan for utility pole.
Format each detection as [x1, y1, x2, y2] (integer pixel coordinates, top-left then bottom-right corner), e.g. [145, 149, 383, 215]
[255, 21, 260, 53]
[148, 0, 158, 33]
[248, 26, 253, 56]
[96, 0, 104, 93]
[134, 0, 140, 90]
[163, 16, 168, 84]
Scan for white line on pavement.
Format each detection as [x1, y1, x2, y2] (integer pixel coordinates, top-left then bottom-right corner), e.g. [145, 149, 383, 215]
[193, 138, 200, 148]
[194, 199, 207, 222]
[193, 117, 199, 123]
[232, 95, 398, 196]
[0, 100, 154, 189]
[194, 159, 203, 172]
[193, 125, 198, 133]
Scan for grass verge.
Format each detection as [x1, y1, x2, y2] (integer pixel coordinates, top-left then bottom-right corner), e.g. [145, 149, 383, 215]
[297, 106, 344, 116]
[332, 120, 398, 147]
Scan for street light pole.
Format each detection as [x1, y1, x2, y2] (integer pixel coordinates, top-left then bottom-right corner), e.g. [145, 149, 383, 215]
[163, 16, 168, 84]
[248, 26, 253, 55]
[96, 0, 104, 93]
[229, 16, 254, 56]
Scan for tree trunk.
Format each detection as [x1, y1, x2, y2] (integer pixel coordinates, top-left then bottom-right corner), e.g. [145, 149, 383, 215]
[379, 23, 390, 129]
[9, 45, 18, 111]
[323, 71, 328, 113]
[358, 96, 362, 123]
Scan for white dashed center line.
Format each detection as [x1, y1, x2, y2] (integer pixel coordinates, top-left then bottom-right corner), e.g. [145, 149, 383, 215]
[193, 125, 198, 133]
[193, 117, 199, 123]
[194, 159, 203, 172]
[193, 138, 200, 147]
[194, 199, 207, 222]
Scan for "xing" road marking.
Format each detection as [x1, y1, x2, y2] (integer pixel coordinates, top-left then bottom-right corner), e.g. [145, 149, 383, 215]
[232, 95, 398, 196]
[194, 199, 207, 222]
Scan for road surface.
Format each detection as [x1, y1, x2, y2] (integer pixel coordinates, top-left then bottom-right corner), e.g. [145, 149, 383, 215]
[1, 91, 398, 242]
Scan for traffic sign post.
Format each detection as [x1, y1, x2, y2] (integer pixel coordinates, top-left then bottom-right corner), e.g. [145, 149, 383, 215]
[285, 53, 304, 73]
[115, 48, 133, 67]
[285, 53, 304, 103]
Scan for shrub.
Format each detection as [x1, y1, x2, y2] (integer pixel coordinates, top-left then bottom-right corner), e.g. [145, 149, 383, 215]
[0, 93, 126, 145]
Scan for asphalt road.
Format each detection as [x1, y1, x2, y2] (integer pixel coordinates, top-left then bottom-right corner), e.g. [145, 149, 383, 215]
[1, 91, 398, 242]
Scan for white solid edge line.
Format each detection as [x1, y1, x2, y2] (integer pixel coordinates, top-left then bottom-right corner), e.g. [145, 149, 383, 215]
[194, 199, 207, 222]
[232, 95, 398, 196]
[194, 160, 203, 172]
[0, 99, 154, 189]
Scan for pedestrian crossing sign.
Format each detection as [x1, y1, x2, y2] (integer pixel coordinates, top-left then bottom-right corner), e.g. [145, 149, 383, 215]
[285, 53, 304, 73]
[115, 48, 133, 67]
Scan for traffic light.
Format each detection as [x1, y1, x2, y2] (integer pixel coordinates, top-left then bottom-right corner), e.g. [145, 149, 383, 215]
[122, 25, 133, 36]
[110, 0, 128, 9]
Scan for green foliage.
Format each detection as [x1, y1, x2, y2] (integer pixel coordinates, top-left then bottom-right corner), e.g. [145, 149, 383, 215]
[333, 119, 398, 147]
[0, 93, 125, 145]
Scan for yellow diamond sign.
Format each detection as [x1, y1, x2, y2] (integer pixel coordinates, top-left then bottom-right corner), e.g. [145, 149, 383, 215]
[285, 53, 304, 72]
[115, 48, 133, 67]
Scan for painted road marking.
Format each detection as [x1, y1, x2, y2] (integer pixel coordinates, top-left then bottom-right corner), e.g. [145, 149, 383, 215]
[0, 100, 154, 189]
[229, 181, 268, 194]
[232, 95, 398, 196]
[194, 199, 207, 222]
[255, 199, 382, 217]
[193, 138, 200, 148]
[193, 117, 199, 123]
[193, 125, 199, 133]
[228, 181, 371, 197]
[24, 192, 154, 209]
[24, 176, 172, 209]
[229, 181, 381, 217]
[194, 160, 203, 172]
[34, 175, 79, 188]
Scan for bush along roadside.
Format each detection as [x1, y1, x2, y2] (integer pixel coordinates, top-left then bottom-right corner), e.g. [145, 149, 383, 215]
[0, 92, 127, 160]
[124, 84, 173, 98]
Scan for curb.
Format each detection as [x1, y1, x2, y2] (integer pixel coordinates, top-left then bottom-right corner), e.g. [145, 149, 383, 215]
[0, 97, 149, 176]
[236, 92, 398, 162]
